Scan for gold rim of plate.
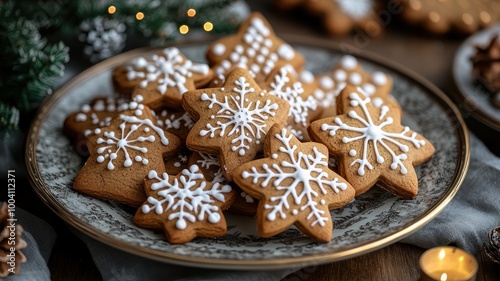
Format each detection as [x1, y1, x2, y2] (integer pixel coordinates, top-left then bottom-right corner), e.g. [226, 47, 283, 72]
[25, 35, 470, 270]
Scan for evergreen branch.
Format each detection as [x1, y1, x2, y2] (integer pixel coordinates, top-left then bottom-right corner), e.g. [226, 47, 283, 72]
[0, 102, 20, 139]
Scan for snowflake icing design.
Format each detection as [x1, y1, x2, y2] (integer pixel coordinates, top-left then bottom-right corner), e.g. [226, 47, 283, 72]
[196, 153, 227, 184]
[141, 165, 232, 230]
[96, 115, 169, 170]
[320, 92, 425, 176]
[268, 68, 317, 127]
[200, 76, 279, 156]
[157, 110, 194, 130]
[242, 128, 348, 227]
[126, 47, 209, 95]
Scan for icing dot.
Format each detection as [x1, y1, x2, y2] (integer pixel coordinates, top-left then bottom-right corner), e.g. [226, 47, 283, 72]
[81, 104, 91, 112]
[319, 76, 334, 89]
[349, 149, 357, 156]
[362, 83, 376, 95]
[372, 97, 383, 108]
[349, 72, 362, 85]
[221, 60, 231, 70]
[97, 156, 105, 163]
[277, 44, 295, 60]
[173, 162, 181, 168]
[320, 199, 326, 205]
[75, 113, 87, 122]
[176, 219, 187, 230]
[292, 209, 298, 215]
[340, 55, 357, 70]
[334, 69, 347, 82]
[208, 212, 221, 224]
[372, 72, 387, 86]
[135, 155, 142, 162]
[272, 153, 278, 159]
[247, 48, 256, 57]
[213, 43, 226, 56]
[300, 70, 314, 84]
[267, 212, 276, 221]
[144, 127, 150, 133]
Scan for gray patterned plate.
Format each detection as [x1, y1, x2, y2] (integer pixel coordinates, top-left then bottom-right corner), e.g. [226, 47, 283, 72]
[453, 23, 500, 131]
[26, 36, 469, 270]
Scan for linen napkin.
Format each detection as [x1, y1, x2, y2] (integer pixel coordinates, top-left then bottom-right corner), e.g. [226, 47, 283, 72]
[401, 133, 500, 253]
[78, 232, 292, 281]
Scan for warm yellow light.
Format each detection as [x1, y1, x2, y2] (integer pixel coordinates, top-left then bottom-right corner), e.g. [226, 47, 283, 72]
[187, 8, 196, 17]
[438, 249, 446, 260]
[203, 22, 213, 32]
[108, 6, 116, 14]
[136, 12, 144, 20]
[179, 25, 189, 34]
[440, 273, 447, 281]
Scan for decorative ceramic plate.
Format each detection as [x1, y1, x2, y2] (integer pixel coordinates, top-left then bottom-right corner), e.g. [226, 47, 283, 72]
[453, 23, 500, 131]
[26, 35, 469, 270]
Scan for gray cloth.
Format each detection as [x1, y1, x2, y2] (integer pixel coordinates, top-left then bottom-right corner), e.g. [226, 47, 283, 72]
[4, 208, 56, 281]
[77, 232, 292, 281]
[402, 133, 500, 254]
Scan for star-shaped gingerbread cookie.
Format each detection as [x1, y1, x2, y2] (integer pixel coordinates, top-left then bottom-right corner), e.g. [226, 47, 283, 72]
[73, 106, 181, 206]
[308, 86, 435, 198]
[400, 0, 500, 34]
[311, 55, 394, 118]
[259, 66, 321, 141]
[133, 165, 235, 244]
[182, 67, 290, 181]
[206, 12, 304, 86]
[233, 124, 355, 242]
[113, 47, 213, 110]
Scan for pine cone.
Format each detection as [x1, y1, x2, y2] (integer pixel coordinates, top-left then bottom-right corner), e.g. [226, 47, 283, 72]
[0, 202, 27, 277]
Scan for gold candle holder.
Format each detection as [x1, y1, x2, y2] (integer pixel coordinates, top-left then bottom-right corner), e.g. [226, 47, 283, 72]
[419, 246, 478, 281]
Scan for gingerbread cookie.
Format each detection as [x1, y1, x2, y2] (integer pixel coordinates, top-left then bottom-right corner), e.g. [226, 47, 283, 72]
[163, 146, 191, 175]
[112, 47, 213, 109]
[73, 106, 181, 206]
[133, 165, 235, 244]
[63, 95, 145, 156]
[471, 35, 500, 108]
[259, 66, 320, 141]
[399, 0, 500, 34]
[233, 124, 355, 242]
[276, 0, 383, 36]
[206, 12, 304, 86]
[312, 55, 394, 118]
[182, 67, 290, 181]
[189, 152, 258, 216]
[155, 108, 195, 141]
[308, 86, 435, 198]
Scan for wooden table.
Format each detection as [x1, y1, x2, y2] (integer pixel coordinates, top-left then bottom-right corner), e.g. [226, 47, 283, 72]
[5, 1, 500, 280]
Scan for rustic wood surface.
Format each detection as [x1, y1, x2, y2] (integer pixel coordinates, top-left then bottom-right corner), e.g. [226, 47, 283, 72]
[4, 1, 500, 280]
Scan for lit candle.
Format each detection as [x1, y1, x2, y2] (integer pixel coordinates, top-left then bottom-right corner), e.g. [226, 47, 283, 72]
[419, 246, 478, 281]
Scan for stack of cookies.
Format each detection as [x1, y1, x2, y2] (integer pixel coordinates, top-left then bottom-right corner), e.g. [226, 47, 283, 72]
[64, 13, 435, 244]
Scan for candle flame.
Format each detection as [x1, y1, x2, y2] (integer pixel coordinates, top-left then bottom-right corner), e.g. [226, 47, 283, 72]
[440, 273, 447, 281]
[438, 249, 446, 260]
